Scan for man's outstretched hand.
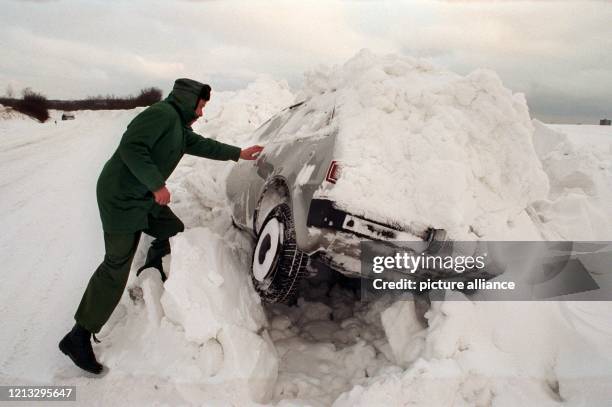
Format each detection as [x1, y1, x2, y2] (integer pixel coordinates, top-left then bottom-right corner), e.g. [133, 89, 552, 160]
[240, 145, 264, 160]
[153, 186, 171, 205]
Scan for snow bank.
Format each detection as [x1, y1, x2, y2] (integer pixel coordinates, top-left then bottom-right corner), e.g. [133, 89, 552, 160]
[161, 227, 278, 402]
[197, 76, 295, 145]
[380, 300, 425, 367]
[0, 104, 28, 120]
[161, 227, 265, 341]
[340, 297, 612, 406]
[300, 50, 549, 239]
[531, 120, 612, 240]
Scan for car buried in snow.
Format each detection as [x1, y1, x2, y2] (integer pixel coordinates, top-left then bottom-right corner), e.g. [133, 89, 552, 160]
[226, 100, 448, 303]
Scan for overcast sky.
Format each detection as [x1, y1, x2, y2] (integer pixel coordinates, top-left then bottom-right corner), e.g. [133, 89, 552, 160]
[1, 0, 611, 123]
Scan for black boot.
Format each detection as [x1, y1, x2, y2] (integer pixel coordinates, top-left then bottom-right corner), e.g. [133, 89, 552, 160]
[136, 238, 170, 282]
[59, 323, 103, 374]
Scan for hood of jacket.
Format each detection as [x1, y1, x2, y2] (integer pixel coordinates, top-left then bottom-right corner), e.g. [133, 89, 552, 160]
[164, 78, 207, 124]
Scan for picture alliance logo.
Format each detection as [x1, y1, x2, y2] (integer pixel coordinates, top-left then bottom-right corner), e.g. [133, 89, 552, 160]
[371, 252, 488, 274]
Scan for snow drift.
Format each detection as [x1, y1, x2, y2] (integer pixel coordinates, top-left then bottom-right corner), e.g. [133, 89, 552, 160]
[300, 50, 549, 240]
[530, 120, 612, 240]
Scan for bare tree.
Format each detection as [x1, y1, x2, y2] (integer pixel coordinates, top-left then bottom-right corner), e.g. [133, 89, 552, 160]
[16, 88, 50, 122]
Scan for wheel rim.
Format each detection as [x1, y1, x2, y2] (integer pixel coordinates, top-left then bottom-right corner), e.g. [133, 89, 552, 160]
[253, 217, 283, 282]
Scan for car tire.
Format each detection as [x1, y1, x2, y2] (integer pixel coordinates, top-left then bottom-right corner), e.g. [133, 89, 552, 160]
[251, 203, 307, 303]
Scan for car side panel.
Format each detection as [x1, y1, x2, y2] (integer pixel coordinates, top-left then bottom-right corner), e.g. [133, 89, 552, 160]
[226, 103, 337, 252]
[226, 108, 295, 231]
[266, 132, 337, 252]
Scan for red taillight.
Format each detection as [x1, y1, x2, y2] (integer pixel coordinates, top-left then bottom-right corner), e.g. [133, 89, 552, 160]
[325, 160, 341, 184]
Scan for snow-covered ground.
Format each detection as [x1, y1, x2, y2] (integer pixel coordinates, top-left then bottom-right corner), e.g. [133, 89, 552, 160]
[1, 53, 612, 406]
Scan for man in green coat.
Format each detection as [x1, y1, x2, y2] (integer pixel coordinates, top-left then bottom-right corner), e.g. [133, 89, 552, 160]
[59, 78, 263, 374]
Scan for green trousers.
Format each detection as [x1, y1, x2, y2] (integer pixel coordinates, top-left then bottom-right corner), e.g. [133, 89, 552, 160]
[75, 206, 184, 333]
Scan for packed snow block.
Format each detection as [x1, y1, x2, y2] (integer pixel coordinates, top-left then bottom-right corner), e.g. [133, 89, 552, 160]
[199, 337, 224, 377]
[159, 227, 278, 401]
[380, 300, 425, 367]
[425, 302, 567, 381]
[140, 273, 165, 326]
[160, 227, 266, 342]
[332, 359, 464, 407]
[300, 50, 549, 239]
[213, 325, 279, 403]
[532, 193, 609, 240]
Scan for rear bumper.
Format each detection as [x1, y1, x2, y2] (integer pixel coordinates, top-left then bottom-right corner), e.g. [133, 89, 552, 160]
[306, 199, 426, 241]
[306, 199, 431, 275]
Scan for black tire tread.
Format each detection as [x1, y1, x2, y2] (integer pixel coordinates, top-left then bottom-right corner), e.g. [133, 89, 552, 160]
[252, 203, 308, 303]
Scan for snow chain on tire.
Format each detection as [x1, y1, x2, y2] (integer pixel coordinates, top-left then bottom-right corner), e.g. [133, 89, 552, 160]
[251, 203, 308, 303]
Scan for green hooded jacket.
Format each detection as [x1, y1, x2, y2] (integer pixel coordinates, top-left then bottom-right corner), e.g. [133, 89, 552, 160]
[96, 78, 241, 233]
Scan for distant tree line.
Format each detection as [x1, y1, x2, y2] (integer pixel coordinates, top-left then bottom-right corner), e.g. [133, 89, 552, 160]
[0, 87, 163, 123]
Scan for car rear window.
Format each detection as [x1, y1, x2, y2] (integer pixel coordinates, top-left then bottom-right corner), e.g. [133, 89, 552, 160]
[275, 103, 334, 142]
[253, 110, 292, 141]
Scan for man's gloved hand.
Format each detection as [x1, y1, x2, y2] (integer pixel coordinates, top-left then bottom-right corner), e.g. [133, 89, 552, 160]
[240, 145, 264, 160]
[153, 186, 171, 205]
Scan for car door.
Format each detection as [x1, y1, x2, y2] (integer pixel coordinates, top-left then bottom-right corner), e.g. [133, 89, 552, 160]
[258, 102, 338, 250]
[226, 104, 298, 231]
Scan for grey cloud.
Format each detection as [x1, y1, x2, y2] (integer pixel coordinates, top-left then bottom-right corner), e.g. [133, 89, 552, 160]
[1, 0, 610, 123]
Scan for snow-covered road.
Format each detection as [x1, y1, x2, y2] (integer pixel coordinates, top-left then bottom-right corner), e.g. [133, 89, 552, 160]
[0, 111, 127, 381]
